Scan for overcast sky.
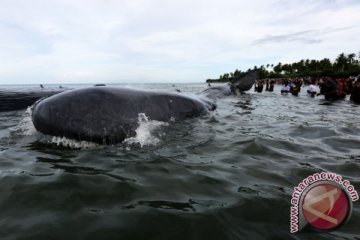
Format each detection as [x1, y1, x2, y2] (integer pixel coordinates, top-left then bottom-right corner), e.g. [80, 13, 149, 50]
[0, 0, 359, 84]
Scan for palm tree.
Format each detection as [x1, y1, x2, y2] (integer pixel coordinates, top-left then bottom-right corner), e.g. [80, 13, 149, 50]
[319, 58, 332, 70]
[234, 69, 241, 77]
[335, 53, 347, 72]
[347, 53, 356, 64]
[274, 62, 282, 73]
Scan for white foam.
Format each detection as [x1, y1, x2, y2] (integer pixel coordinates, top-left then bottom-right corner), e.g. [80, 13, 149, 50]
[50, 136, 98, 148]
[11, 107, 37, 136]
[124, 113, 168, 147]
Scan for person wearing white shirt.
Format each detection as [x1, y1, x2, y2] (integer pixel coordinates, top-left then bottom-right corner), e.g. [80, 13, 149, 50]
[307, 79, 319, 97]
[281, 81, 291, 94]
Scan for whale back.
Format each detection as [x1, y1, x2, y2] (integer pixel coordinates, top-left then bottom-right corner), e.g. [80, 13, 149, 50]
[31, 87, 211, 144]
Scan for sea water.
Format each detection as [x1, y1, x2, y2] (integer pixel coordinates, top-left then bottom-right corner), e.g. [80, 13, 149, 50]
[0, 83, 359, 240]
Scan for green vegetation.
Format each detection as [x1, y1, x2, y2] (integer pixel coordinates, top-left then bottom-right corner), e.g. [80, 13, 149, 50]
[206, 52, 360, 83]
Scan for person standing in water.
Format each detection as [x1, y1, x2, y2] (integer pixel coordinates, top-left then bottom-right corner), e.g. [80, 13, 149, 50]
[350, 78, 360, 103]
[281, 81, 291, 94]
[269, 80, 275, 92]
[307, 79, 319, 97]
[319, 78, 339, 100]
[255, 80, 264, 93]
[291, 79, 302, 96]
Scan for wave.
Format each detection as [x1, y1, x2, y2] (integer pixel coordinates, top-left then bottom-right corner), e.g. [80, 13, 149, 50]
[124, 113, 168, 147]
[50, 136, 99, 148]
[10, 107, 36, 136]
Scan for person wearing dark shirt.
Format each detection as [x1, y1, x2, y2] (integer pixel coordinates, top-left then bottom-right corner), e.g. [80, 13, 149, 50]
[350, 78, 360, 103]
[269, 80, 275, 92]
[291, 80, 302, 96]
[319, 78, 338, 100]
[255, 80, 264, 93]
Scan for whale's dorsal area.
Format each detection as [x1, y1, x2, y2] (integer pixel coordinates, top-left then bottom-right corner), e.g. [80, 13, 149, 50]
[31, 87, 215, 144]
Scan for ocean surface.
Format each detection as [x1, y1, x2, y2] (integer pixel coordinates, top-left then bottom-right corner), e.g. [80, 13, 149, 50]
[0, 83, 359, 240]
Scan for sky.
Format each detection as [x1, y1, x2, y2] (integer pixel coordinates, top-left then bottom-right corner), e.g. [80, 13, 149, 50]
[0, 0, 359, 84]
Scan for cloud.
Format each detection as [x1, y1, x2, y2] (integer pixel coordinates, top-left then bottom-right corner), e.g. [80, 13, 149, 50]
[0, 0, 359, 84]
[253, 27, 355, 45]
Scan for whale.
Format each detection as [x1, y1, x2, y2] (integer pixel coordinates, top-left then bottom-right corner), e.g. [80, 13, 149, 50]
[202, 69, 259, 99]
[0, 90, 64, 112]
[31, 87, 216, 144]
[0, 70, 258, 113]
[29, 69, 258, 144]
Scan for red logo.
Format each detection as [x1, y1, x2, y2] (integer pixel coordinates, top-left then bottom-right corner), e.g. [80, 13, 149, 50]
[301, 183, 350, 230]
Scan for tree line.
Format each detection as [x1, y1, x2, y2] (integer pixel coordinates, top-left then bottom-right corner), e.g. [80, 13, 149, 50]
[206, 52, 360, 83]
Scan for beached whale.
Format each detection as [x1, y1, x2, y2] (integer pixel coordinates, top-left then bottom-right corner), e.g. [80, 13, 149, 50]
[31, 87, 216, 144]
[30, 70, 258, 144]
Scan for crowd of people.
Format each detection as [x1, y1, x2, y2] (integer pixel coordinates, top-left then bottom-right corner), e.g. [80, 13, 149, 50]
[254, 76, 360, 103]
